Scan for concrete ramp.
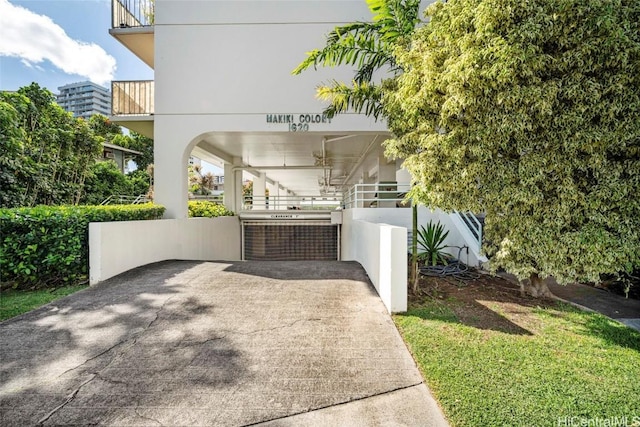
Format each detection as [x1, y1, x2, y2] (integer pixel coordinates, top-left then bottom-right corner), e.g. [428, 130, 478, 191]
[0, 260, 448, 426]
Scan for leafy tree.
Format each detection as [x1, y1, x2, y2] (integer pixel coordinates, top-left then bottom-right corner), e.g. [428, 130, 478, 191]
[81, 161, 134, 205]
[292, 0, 421, 119]
[384, 0, 640, 296]
[189, 164, 216, 195]
[294, 0, 423, 287]
[128, 132, 154, 171]
[0, 83, 102, 207]
[0, 101, 27, 207]
[88, 114, 122, 141]
[127, 169, 152, 197]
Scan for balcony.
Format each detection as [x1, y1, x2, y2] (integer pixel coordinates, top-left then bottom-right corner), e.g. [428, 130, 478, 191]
[110, 0, 154, 68]
[343, 183, 411, 209]
[110, 80, 154, 138]
[242, 195, 342, 212]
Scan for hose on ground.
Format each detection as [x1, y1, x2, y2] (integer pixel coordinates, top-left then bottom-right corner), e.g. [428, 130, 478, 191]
[418, 246, 480, 281]
[419, 261, 480, 281]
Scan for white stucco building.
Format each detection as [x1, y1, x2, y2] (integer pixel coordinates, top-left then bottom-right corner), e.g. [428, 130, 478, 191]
[93, 0, 484, 313]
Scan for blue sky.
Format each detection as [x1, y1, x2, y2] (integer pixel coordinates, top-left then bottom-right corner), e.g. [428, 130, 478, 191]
[0, 0, 153, 93]
[0, 0, 223, 175]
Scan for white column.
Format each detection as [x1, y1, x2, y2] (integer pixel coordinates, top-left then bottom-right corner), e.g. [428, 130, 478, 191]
[223, 157, 243, 213]
[154, 135, 189, 219]
[378, 150, 396, 182]
[253, 172, 267, 210]
[223, 163, 235, 212]
[271, 181, 281, 210]
[378, 149, 397, 208]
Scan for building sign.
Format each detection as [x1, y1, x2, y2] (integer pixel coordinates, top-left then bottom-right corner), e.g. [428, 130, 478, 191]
[266, 113, 332, 132]
[240, 212, 331, 220]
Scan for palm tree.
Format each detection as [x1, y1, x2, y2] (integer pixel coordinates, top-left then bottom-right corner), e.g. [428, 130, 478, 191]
[292, 0, 422, 120]
[293, 0, 423, 289]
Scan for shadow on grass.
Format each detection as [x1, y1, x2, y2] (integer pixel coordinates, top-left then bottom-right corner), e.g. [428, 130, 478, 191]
[401, 296, 534, 336]
[583, 312, 640, 352]
[402, 274, 640, 350]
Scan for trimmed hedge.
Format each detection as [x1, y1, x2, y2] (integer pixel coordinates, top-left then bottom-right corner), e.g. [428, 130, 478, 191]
[0, 204, 165, 290]
[188, 201, 234, 218]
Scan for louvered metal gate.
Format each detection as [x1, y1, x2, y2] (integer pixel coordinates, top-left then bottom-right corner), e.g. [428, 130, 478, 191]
[242, 221, 339, 261]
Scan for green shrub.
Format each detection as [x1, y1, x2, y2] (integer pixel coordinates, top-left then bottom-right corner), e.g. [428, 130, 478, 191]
[0, 204, 165, 290]
[417, 220, 450, 266]
[188, 201, 234, 218]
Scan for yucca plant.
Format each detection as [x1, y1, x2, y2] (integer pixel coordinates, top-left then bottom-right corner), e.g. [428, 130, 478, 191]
[417, 220, 449, 266]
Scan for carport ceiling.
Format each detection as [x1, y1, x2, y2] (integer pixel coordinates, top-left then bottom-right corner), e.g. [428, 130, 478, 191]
[197, 132, 387, 195]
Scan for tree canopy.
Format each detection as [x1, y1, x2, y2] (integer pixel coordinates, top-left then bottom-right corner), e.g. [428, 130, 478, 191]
[0, 83, 154, 207]
[0, 84, 101, 207]
[384, 0, 640, 294]
[292, 0, 422, 119]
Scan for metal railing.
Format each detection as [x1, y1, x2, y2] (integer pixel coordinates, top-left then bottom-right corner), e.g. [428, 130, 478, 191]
[112, 0, 154, 28]
[455, 211, 483, 248]
[100, 194, 150, 205]
[343, 183, 412, 209]
[242, 195, 342, 211]
[112, 80, 154, 116]
[189, 195, 224, 203]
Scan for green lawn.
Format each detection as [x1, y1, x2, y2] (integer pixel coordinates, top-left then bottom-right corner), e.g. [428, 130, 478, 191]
[394, 298, 640, 427]
[0, 285, 87, 321]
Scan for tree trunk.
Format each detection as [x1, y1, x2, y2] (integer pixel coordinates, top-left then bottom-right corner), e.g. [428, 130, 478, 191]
[411, 203, 418, 293]
[520, 273, 553, 298]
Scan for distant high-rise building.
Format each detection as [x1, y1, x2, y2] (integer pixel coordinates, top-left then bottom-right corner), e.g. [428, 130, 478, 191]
[57, 81, 111, 119]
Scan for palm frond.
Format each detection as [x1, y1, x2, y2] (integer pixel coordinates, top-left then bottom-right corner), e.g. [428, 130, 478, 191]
[292, 0, 421, 78]
[293, 0, 422, 120]
[317, 80, 384, 120]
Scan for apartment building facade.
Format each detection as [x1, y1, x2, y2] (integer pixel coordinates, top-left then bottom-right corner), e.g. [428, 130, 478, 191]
[57, 81, 111, 119]
[98, 0, 483, 313]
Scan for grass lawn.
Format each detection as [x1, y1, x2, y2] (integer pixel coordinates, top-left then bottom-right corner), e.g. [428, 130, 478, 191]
[0, 285, 87, 321]
[394, 276, 640, 427]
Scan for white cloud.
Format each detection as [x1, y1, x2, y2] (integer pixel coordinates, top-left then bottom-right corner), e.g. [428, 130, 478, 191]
[0, 0, 116, 85]
[20, 58, 34, 68]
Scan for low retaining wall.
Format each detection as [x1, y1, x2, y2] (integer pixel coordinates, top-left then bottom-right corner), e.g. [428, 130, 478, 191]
[347, 207, 486, 266]
[341, 211, 407, 313]
[89, 217, 241, 284]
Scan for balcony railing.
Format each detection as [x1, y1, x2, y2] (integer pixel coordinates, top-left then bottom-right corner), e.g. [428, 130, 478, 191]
[112, 0, 154, 28]
[343, 183, 411, 209]
[242, 195, 342, 211]
[344, 183, 483, 250]
[112, 80, 154, 116]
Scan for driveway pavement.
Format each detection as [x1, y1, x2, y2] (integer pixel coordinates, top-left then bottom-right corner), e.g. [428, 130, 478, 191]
[548, 281, 640, 332]
[0, 260, 448, 426]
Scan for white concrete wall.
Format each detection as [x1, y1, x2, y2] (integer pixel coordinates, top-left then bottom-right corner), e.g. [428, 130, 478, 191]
[153, 1, 392, 218]
[155, 0, 387, 121]
[341, 210, 407, 313]
[348, 207, 486, 266]
[89, 217, 241, 284]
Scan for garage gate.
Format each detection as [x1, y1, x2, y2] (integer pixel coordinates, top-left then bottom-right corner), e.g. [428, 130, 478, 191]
[242, 221, 339, 261]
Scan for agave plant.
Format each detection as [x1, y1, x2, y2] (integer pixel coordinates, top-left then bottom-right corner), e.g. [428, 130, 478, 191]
[417, 220, 449, 266]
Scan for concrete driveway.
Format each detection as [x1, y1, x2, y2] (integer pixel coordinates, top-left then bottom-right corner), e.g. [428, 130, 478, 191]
[0, 261, 448, 426]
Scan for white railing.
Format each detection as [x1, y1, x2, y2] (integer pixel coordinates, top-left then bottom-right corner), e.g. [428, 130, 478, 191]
[189, 195, 224, 203]
[343, 183, 411, 209]
[454, 211, 483, 249]
[100, 194, 150, 205]
[242, 195, 342, 211]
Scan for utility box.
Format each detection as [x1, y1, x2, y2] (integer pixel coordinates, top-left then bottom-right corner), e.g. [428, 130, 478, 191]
[331, 211, 343, 224]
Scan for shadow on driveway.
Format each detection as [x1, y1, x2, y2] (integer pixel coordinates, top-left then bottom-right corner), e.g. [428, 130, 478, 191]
[0, 260, 430, 426]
